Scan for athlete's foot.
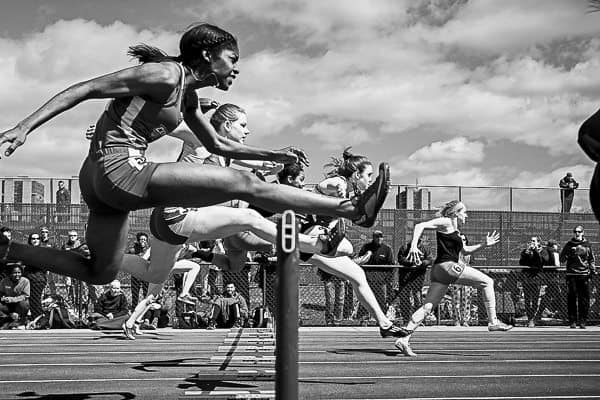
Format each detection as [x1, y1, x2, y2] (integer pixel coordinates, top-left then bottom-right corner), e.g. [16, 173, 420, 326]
[177, 294, 198, 305]
[122, 322, 136, 340]
[379, 323, 413, 338]
[352, 163, 390, 228]
[395, 337, 417, 357]
[133, 323, 144, 336]
[319, 219, 346, 256]
[488, 321, 513, 332]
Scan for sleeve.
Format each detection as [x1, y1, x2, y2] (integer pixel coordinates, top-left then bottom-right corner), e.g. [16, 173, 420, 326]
[559, 244, 568, 264]
[357, 244, 368, 257]
[113, 294, 129, 317]
[15, 278, 30, 300]
[239, 295, 249, 318]
[519, 249, 531, 266]
[421, 247, 434, 268]
[559, 178, 568, 189]
[96, 294, 107, 315]
[588, 246, 595, 269]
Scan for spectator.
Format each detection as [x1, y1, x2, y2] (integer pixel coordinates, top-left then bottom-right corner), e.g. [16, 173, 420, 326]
[0, 227, 13, 279]
[559, 172, 579, 213]
[540, 239, 564, 321]
[89, 280, 129, 329]
[207, 282, 248, 329]
[396, 238, 433, 324]
[23, 233, 47, 320]
[0, 264, 30, 328]
[140, 288, 173, 329]
[519, 236, 554, 327]
[128, 232, 150, 308]
[61, 230, 94, 306]
[355, 230, 395, 312]
[318, 268, 345, 325]
[560, 226, 595, 328]
[55, 180, 71, 222]
[39, 227, 57, 297]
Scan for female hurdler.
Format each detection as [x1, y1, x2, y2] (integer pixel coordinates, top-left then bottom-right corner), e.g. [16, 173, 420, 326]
[394, 200, 512, 357]
[0, 23, 389, 287]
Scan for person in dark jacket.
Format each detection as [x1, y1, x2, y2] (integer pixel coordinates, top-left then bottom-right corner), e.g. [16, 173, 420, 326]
[559, 173, 579, 213]
[89, 280, 129, 326]
[560, 226, 595, 328]
[396, 239, 433, 323]
[519, 236, 555, 327]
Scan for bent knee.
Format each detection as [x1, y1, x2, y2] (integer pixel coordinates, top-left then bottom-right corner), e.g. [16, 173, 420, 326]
[422, 303, 434, 313]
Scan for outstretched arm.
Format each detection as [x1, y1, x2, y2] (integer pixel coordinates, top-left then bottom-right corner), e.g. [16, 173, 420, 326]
[462, 231, 500, 255]
[0, 62, 177, 157]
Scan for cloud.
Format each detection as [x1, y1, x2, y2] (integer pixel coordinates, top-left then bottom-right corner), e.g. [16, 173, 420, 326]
[391, 137, 485, 178]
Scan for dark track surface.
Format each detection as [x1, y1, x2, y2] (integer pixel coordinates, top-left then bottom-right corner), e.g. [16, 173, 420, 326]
[1, 326, 599, 399]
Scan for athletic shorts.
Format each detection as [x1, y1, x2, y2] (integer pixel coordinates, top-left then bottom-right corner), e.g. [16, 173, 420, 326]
[79, 147, 159, 214]
[430, 261, 465, 285]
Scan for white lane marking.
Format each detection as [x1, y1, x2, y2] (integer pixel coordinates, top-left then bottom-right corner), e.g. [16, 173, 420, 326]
[1, 374, 600, 384]
[0, 359, 599, 367]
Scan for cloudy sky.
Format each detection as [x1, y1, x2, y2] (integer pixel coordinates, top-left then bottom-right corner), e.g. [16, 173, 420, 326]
[0, 0, 599, 197]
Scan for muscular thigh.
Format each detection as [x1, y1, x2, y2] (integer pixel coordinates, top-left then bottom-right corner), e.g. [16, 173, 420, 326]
[173, 206, 259, 241]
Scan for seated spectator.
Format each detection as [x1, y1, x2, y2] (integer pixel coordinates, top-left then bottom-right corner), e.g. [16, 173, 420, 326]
[207, 282, 248, 330]
[140, 288, 173, 329]
[0, 227, 14, 280]
[0, 264, 30, 329]
[89, 280, 130, 329]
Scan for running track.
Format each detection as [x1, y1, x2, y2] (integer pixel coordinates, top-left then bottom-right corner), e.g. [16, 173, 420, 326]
[0, 327, 599, 399]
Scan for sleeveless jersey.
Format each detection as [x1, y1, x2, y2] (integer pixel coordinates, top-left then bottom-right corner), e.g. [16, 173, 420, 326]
[434, 230, 463, 264]
[91, 62, 186, 152]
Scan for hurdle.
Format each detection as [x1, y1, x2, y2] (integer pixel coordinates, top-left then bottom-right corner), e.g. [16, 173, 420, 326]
[185, 211, 299, 399]
[275, 210, 299, 400]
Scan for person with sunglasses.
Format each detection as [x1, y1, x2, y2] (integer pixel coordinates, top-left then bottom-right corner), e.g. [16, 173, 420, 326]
[560, 226, 596, 328]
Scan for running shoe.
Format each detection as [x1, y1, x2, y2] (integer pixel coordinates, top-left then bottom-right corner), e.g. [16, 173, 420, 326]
[395, 337, 417, 357]
[133, 323, 144, 336]
[122, 322, 136, 340]
[488, 321, 513, 332]
[177, 294, 198, 305]
[320, 219, 346, 256]
[379, 323, 413, 338]
[352, 163, 390, 228]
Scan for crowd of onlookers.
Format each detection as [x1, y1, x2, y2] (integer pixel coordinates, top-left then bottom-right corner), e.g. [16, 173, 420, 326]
[0, 222, 598, 330]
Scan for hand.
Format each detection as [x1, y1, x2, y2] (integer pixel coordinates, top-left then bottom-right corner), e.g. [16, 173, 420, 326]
[407, 247, 423, 265]
[148, 303, 162, 310]
[106, 313, 114, 320]
[277, 146, 310, 167]
[0, 125, 28, 158]
[485, 231, 500, 247]
[262, 161, 284, 176]
[335, 182, 345, 197]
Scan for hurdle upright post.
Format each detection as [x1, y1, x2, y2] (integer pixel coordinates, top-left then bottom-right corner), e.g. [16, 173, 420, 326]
[276, 210, 299, 400]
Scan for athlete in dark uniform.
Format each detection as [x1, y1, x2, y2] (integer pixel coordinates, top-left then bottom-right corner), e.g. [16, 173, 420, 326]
[0, 23, 389, 286]
[395, 200, 512, 357]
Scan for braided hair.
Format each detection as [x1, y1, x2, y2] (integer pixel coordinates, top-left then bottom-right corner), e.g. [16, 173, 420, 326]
[127, 23, 237, 69]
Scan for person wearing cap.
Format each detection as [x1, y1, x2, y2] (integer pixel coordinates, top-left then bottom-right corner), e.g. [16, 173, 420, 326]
[559, 172, 579, 213]
[355, 230, 395, 312]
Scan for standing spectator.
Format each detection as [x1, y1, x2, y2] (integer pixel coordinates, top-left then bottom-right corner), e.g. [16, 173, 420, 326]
[540, 239, 563, 320]
[559, 172, 579, 213]
[318, 268, 345, 325]
[128, 232, 150, 308]
[55, 180, 71, 222]
[560, 226, 595, 328]
[0, 264, 30, 328]
[519, 236, 551, 327]
[61, 230, 92, 306]
[89, 280, 129, 329]
[0, 227, 13, 280]
[396, 238, 432, 324]
[39, 227, 57, 297]
[355, 231, 395, 312]
[23, 233, 47, 320]
[207, 282, 248, 329]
